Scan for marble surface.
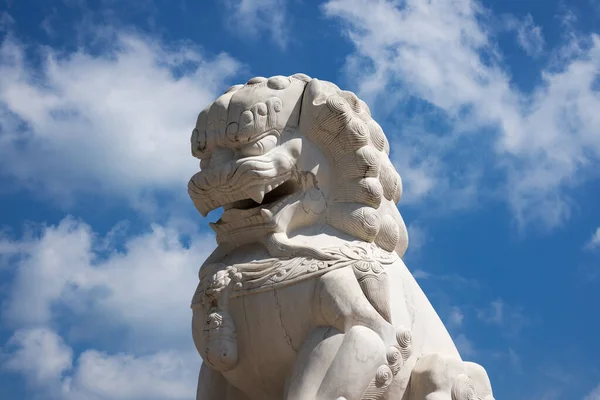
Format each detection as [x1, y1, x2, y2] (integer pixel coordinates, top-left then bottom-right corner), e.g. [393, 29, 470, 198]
[188, 74, 495, 400]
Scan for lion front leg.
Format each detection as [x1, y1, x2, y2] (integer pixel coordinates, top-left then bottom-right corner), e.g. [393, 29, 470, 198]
[284, 326, 343, 399]
[285, 325, 389, 400]
[285, 267, 409, 400]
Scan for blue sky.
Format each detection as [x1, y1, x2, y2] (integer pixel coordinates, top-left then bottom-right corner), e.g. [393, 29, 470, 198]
[0, 0, 599, 399]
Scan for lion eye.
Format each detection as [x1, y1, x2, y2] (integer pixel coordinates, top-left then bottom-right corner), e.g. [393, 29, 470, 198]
[238, 135, 278, 157]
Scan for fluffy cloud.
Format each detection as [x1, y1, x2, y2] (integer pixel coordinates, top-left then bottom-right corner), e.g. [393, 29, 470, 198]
[505, 14, 545, 58]
[477, 298, 530, 337]
[0, 24, 239, 209]
[322, 0, 600, 229]
[1, 217, 215, 349]
[221, 0, 288, 48]
[3, 328, 198, 400]
[1, 216, 214, 398]
[0, 17, 219, 397]
[405, 222, 427, 254]
[3, 328, 73, 385]
[65, 350, 198, 400]
[447, 306, 464, 328]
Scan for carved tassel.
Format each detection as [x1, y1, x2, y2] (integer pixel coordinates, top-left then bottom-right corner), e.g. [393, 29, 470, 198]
[353, 262, 392, 323]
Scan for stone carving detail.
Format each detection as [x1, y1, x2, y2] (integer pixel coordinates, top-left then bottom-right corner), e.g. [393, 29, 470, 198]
[193, 242, 397, 299]
[451, 374, 478, 400]
[191, 266, 239, 372]
[188, 74, 495, 400]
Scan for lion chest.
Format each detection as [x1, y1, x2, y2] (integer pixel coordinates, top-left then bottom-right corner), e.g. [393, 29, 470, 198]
[192, 277, 319, 399]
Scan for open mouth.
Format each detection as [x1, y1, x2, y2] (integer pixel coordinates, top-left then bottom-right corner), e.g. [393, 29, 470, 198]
[225, 178, 301, 212]
[210, 174, 304, 233]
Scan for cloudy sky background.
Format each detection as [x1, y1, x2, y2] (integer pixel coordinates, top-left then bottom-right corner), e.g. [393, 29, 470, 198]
[0, 0, 599, 399]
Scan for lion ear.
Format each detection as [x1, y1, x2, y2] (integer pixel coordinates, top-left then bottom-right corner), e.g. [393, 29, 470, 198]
[306, 78, 324, 104]
[300, 79, 340, 123]
[290, 73, 312, 83]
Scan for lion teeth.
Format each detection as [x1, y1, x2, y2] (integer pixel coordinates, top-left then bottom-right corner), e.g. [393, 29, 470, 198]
[247, 187, 265, 203]
[261, 209, 273, 220]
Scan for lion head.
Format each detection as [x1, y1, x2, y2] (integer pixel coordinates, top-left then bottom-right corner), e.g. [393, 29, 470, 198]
[189, 74, 408, 257]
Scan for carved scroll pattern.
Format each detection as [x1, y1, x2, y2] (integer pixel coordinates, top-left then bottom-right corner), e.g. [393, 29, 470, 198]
[234, 242, 397, 296]
[192, 242, 398, 305]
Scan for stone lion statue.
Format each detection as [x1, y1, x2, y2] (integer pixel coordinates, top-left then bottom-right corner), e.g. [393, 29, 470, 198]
[188, 74, 495, 400]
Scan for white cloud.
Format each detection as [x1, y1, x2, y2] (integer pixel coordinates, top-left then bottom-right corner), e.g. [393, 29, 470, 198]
[322, 0, 600, 229]
[222, 0, 288, 48]
[64, 349, 198, 400]
[505, 14, 545, 58]
[392, 143, 438, 204]
[0, 27, 240, 209]
[0, 217, 214, 398]
[454, 333, 476, 357]
[406, 222, 427, 253]
[477, 298, 505, 325]
[447, 306, 464, 328]
[411, 269, 429, 279]
[1, 217, 216, 348]
[477, 298, 530, 336]
[3, 328, 73, 385]
[3, 328, 198, 400]
[584, 227, 600, 250]
[517, 16, 545, 57]
[585, 383, 600, 400]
